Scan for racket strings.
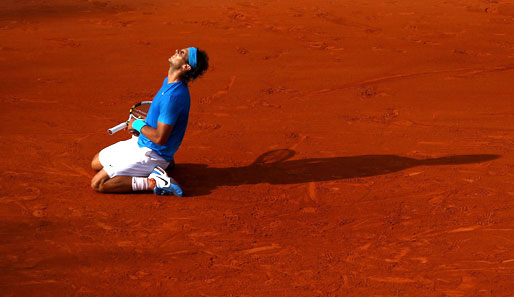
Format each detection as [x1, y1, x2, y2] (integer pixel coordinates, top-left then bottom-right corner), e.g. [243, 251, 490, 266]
[132, 108, 148, 119]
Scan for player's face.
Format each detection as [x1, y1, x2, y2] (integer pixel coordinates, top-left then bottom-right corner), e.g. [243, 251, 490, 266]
[168, 48, 189, 68]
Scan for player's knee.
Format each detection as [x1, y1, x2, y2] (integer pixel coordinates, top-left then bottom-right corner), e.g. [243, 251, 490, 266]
[91, 154, 102, 171]
[90, 179, 99, 191]
[91, 178, 105, 193]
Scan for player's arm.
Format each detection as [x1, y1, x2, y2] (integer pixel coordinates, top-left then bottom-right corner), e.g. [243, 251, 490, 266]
[128, 118, 174, 146]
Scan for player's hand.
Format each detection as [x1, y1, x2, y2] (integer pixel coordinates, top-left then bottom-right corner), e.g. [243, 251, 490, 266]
[126, 118, 140, 136]
[127, 117, 135, 130]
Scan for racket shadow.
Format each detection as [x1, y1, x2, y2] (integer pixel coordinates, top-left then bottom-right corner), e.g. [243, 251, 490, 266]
[171, 150, 500, 197]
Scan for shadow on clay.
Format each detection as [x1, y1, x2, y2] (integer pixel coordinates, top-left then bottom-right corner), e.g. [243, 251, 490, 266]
[171, 149, 500, 197]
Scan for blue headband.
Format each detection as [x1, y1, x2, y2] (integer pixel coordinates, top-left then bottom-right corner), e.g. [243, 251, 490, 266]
[188, 47, 198, 70]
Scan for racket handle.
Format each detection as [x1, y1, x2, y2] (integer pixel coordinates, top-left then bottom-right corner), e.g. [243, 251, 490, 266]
[108, 122, 128, 135]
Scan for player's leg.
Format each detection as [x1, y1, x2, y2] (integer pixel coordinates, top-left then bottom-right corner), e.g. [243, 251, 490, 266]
[91, 138, 181, 195]
[90, 167, 181, 195]
[90, 167, 182, 195]
[91, 153, 103, 171]
[91, 169, 147, 193]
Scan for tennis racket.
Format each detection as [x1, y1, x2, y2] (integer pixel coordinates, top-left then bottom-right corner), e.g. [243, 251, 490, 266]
[107, 101, 152, 135]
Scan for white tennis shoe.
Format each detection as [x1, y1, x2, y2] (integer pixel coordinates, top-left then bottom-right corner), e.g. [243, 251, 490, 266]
[149, 166, 183, 197]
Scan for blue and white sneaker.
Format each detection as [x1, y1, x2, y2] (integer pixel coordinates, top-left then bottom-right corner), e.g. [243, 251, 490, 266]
[148, 166, 183, 197]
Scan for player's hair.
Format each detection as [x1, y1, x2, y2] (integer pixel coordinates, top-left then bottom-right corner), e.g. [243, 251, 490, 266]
[184, 49, 209, 82]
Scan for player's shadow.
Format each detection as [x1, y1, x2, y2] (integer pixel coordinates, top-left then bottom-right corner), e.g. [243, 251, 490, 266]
[173, 149, 499, 196]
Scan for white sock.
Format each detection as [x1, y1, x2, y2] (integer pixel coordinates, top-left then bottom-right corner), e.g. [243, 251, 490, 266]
[132, 177, 151, 191]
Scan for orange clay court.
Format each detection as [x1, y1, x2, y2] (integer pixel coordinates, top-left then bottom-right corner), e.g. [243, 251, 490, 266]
[1, 0, 514, 296]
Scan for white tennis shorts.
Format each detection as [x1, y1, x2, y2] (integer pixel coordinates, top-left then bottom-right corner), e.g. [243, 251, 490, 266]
[99, 136, 170, 178]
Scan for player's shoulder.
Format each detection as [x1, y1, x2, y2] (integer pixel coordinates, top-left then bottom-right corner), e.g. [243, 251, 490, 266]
[171, 81, 190, 96]
[164, 83, 189, 103]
